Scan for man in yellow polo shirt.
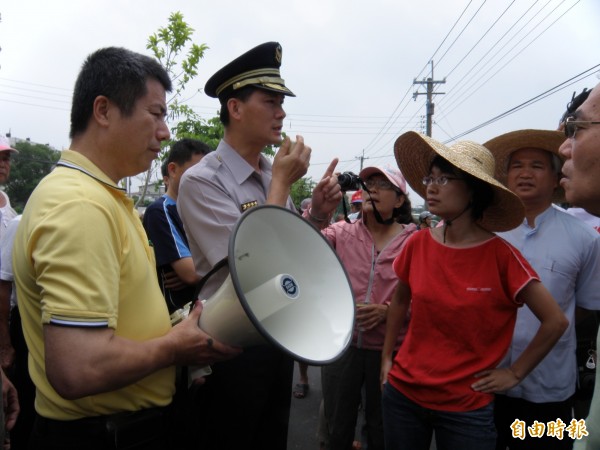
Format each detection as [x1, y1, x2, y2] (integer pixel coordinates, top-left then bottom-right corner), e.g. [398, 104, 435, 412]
[13, 47, 240, 450]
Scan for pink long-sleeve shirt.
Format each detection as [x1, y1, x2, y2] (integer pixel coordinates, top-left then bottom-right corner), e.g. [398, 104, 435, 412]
[321, 219, 417, 351]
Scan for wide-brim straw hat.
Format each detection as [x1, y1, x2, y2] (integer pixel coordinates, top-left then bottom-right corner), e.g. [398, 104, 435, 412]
[394, 131, 525, 232]
[483, 129, 566, 203]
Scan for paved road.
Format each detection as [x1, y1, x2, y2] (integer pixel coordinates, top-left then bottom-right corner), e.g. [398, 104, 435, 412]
[286, 362, 437, 450]
[287, 363, 322, 450]
[287, 363, 369, 450]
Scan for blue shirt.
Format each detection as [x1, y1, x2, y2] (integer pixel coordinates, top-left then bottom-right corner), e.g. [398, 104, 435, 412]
[498, 205, 600, 402]
[143, 194, 196, 313]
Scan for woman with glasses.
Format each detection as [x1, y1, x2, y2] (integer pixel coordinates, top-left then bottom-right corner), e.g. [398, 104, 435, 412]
[317, 166, 417, 450]
[380, 131, 568, 450]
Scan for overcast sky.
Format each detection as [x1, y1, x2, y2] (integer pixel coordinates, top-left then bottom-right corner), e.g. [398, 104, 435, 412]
[1, 0, 598, 205]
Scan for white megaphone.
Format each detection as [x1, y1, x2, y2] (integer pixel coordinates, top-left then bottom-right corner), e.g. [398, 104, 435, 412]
[195, 204, 355, 365]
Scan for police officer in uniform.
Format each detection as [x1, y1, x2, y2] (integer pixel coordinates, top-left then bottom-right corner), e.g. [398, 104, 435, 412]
[178, 42, 342, 450]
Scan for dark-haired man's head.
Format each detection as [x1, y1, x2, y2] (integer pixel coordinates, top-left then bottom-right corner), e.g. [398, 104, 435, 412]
[70, 47, 172, 139]
[167, 139, 212, 166]
[164, 139, 212, 199]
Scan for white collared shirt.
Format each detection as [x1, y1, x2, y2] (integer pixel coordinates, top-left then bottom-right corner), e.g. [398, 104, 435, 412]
[498, 204, 600, 402]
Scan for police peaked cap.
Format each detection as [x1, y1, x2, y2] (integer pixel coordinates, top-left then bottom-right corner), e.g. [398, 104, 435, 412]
[205, 42, 295, 100]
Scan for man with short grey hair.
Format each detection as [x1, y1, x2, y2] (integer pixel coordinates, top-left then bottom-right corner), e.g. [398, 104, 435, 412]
[559, 82, 600, 450]
[485, 128, 600, 450]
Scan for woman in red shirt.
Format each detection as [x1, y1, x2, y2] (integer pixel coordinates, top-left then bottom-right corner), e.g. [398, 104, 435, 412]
[380, 131, 568, 450]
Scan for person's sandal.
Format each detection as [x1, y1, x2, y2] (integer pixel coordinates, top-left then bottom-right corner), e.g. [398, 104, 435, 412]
[293, 383, 309, 399]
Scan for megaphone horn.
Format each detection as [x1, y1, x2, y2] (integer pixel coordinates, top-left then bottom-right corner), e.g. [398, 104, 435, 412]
[197, 205, 355, 365]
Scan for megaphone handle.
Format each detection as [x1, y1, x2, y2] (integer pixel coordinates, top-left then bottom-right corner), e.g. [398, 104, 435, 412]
[193, 257, 230, 300]
[185, 259, 229, 387]
[188, 365, 213, 387]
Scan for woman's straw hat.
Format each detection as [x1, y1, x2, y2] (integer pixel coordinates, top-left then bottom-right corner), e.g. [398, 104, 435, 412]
[483, 129, 566, 203]
[394, 131, 524, 232]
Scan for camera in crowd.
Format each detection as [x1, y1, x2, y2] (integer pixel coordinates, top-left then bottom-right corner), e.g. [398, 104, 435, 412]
[337, 172, 362, 192]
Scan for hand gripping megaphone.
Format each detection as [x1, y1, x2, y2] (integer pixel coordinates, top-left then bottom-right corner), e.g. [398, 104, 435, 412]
[194, 204, 355, 365]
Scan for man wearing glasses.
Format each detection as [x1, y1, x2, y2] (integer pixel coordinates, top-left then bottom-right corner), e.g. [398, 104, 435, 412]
[560, 84, 600, 450]
[484, 126, 600, 450]
[560, 86, 600, 217]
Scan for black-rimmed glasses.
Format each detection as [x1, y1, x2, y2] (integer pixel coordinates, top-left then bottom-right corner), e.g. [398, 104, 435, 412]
[364, 179, 396, 190]
[564, 116, 600, 139]
[422, 175, 462, 186]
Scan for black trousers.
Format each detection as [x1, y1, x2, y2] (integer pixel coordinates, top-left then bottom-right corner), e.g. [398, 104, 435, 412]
[321, 347, 385, 450]
[8, 307, 36, 450]
[191, 344, 294, 450]
[28, 407, 172, 450]
[494, 394, 575, 450]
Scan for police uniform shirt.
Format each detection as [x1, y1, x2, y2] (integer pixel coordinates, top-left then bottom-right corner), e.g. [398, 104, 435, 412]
[177, 139, 295, 298]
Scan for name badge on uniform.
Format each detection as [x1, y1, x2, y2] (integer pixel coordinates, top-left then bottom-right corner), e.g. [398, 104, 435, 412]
[241, 200, 258, 212]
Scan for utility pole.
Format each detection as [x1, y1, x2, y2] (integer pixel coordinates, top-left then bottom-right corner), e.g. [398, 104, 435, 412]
[356, 149, 367, 171]
[413, 60, 446, 137]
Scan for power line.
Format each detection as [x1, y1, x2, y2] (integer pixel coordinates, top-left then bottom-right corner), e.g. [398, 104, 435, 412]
[426, 0, 478, 68]
[286, 130, 405, 136]
[309, 65, 598, 172]
[438, 0, 570, 116]
[437, 0, 550, 111]
[286, 112, 396, 119]
[435, 0, 488, 67]
[355, 0, 513, 162]
[0, 77, 71, 92]
[432, 120, 456, 142]
[444, 0, 517, 79]
[353, 109, 424, 166]
[0, 97, 70, 111]
[0, 83, 71, 98]
[439, 0, 578, 119]
[0, 90, 70, 104]
[444, 63, 600, 143]
[345, 0, 480, 159]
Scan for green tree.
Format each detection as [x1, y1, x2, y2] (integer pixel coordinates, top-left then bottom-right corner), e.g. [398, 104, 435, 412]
[147, 11, 207, 124]
[173, 114, 223, 150]
[5, 141, 61, 212]
[135, 11, 208, 206]
[290, 177, 316, 210]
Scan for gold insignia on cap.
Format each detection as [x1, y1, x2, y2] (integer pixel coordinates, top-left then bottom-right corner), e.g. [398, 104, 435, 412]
[217, 68, 283, 96]
[275, 45, 282, 64]
[241, 200, 258, 212]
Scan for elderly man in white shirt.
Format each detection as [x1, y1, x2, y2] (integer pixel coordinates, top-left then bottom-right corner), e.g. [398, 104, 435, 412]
[485, 129, 600, 450]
